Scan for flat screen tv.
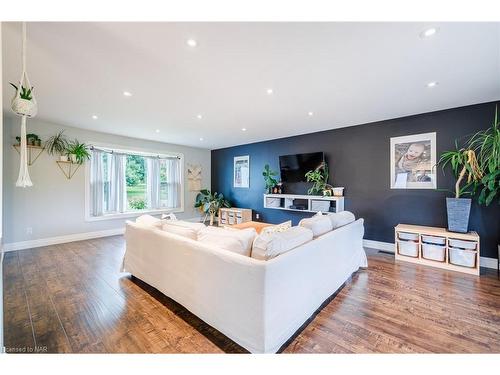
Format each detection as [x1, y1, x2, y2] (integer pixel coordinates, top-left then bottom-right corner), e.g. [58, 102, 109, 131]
[279, 152, 325, 183]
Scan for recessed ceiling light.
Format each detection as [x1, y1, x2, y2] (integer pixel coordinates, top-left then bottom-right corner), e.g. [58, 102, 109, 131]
[420, 27, 438, 38]
[308, 112, 314, 117]
[92, 115, 98, 120]
[427, 81, 439, 88]
[123, 91, 132, 97]
[197, 114, 203, 119]
[155, 129, 160, 133]
[186, 39, 197, 47]
[199, 137, 204, 141]
[241, 128, 247, 132]
[266, 88, 273, 95]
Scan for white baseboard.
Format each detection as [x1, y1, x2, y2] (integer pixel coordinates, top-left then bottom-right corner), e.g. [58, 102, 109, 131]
[364, 239, 498, 270]
[3, 228, 125, 252]
[2, 217, 204, 252]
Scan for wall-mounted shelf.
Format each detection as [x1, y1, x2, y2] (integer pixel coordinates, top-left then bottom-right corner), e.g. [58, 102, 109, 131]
[395, 224, 480, 276]
[56, 161, 81, 179]
[263, 193, 344, 213]
[13, 144, 45, 166]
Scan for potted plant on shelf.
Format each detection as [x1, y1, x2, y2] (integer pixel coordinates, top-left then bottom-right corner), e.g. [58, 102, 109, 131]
[45, 130, 69, 161]
[66, 140, 91, 164]
[26, 133, 41, 146]
[262, 164, 279, 194]
[438, 105, 499, 232]
[10, 82, 37, 117]
[305, 162, 333, 196]
[195, 189, 231, 226]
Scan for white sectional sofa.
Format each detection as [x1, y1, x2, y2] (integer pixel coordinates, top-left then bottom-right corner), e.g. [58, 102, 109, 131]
[122, 215, 367, 353]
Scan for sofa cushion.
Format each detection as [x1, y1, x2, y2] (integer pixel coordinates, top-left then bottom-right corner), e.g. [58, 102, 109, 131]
[162, 220, 206, 240]
[136, 214, 163, 228]
[298, 214, 333, 237]
[198, 227, 257, 256]
[326, 211, 356, 229]
[260, 220, 292, 235]
[251, 226, 313, 260]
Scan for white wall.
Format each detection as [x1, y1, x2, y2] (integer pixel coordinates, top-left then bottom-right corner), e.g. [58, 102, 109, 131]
[2, 115, 211, 246]
[0, 21, 4, 351]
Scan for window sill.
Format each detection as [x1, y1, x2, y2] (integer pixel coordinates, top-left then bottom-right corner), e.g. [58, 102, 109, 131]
[85, 207, 184, 222]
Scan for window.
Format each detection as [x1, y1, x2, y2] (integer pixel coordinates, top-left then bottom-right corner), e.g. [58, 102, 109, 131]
[87, 146, 183, 219]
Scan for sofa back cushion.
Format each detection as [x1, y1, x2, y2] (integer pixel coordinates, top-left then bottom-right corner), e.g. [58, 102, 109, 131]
[162, 220, 206, 240]
[327, 211, 356, 229]
[197, 227, 257, 256]
[251, 226, 313, 260]
[298, 214, 333, 238]
[136, 214, 164, 228]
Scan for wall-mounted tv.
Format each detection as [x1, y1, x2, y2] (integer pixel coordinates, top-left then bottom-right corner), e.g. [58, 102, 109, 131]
[279, 152, 325, 183]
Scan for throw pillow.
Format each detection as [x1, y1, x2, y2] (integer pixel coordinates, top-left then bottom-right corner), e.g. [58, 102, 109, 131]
[326, 211, 356, 229]
[299, 215, 333, 237]
[260, 220, 292, 235]
[162, 220, 206, 240]
[251, 226, 314, 260]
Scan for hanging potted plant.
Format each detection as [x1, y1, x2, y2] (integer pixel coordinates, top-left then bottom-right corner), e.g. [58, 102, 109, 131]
[45, 130, 70, 161]
[195, 189, 231, 226]
[66, 140, 91, 164]
[262, 164, 279, 193]
[10, 83, 37, 117]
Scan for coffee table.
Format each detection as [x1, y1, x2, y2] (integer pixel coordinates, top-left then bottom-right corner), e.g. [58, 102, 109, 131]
[228, 221, 273, 234]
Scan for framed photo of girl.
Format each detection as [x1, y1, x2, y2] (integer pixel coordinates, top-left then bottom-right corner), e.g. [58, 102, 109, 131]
[390, 132, 437, 189]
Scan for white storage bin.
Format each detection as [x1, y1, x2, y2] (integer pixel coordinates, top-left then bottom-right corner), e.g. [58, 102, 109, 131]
[449, 247, 477, 268]
[398, 232, 419, 241]
[421, 235, 446, 246]
[449, 238, 477, 250]
[397, 240, 419, 257]
[311, 200, 330, 212]
[421, 243, 445, 262]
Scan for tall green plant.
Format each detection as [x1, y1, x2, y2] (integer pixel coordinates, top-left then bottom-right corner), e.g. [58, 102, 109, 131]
[469, 106, 500, 205]
[438, 105, 500, 205]
[45, 130, 69, 156]
[195, 189, 231, 225]
[262, 164, 278, 193]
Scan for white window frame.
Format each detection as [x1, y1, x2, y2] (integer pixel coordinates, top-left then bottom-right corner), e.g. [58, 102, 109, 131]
[84, 141, 184, 222]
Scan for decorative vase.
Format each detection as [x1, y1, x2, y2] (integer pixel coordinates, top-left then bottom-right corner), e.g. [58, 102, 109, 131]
[209, 213, 215, 226]
[446, 198, 471, 233]
[70, 154, 77, 163]
[11, 97, 38, 118]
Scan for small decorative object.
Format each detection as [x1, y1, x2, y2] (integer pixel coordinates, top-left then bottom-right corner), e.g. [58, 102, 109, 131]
[161, 213, 177, 221]
[187, 164, 202, 191]
[332, 187, 344, 197]
[195, 189, 231, 225]
[234, 155, 250, 188]
[323, 188, 332, 197]
[305, 161, 333, 195]
[438, 106, 499, 232]
[390, 132, 437, 189]
[262, 164, 278, 193]
[277, 181, 283, 194]
[11, 23, 37, 187]
[45, 130, 69, 157]
[66, 140, 91, 164]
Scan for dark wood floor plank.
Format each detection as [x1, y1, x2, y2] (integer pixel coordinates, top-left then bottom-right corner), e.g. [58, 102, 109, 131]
[3, 236, 500, 353]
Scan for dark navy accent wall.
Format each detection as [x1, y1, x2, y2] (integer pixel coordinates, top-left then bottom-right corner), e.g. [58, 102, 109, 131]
[211, 102, 500, 259]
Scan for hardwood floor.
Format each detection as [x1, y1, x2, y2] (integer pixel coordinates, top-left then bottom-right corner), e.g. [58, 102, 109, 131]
[3, 236, 499, 353]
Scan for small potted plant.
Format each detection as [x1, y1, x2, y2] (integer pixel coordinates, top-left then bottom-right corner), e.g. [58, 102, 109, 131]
[262, 164, 279, 194]
[10, 82, 37, 117]
[66, 140, 91, 164]
[45, 131, 69, 161]
[26, 133, 40, 146]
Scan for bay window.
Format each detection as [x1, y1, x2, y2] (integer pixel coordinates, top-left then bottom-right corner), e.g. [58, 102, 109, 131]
[87, 145, 183, 219]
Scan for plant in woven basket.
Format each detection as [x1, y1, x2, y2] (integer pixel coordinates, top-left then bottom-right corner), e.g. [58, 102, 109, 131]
[10, 83, 34, 101]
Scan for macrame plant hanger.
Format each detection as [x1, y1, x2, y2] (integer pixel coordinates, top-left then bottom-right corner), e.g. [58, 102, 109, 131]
[12, 22, 37, 187]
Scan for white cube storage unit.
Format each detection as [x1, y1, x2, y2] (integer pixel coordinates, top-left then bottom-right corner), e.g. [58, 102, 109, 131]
[395, 224, 480, 276]
[218, 208, 252, 226]
[263, 194, 344, 213]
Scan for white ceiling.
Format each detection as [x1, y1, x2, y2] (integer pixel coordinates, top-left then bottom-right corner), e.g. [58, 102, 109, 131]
[2, 22, 500, 149]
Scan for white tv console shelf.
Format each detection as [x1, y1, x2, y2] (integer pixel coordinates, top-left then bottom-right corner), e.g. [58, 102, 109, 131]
[263, 194, 344, 213]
